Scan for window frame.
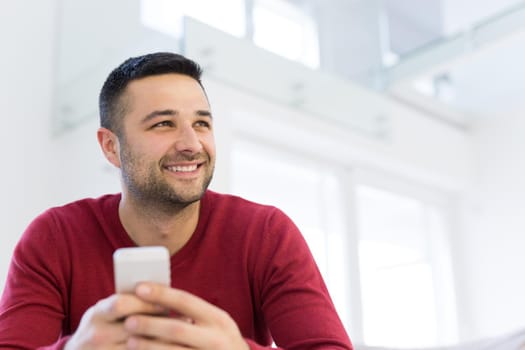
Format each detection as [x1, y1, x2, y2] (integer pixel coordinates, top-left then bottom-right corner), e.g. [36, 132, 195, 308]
[351, 167, 460, 347]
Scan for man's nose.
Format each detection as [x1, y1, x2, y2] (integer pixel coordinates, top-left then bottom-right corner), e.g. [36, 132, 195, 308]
[174, 123, 202, 153]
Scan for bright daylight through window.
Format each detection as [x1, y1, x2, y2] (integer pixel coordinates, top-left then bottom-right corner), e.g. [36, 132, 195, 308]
[253, 0, 320, 68]
[355, 184, 458, 348]
[140, 0, 319, 69]
[140, 0, 246, 38]
[230, 140, 350, 330]
[230, 138, 458, 347]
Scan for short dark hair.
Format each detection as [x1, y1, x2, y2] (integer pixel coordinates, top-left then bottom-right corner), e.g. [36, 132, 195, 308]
[99, 52, 203, 135]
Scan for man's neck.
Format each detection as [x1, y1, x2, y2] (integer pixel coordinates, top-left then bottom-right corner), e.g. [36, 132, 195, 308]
[118, 193, 201, 255]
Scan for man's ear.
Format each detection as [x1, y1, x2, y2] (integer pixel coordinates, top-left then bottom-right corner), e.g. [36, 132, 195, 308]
[97, 127, 121, 168]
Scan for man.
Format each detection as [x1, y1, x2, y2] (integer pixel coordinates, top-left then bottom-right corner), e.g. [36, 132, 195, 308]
[0, 52, 352, 349]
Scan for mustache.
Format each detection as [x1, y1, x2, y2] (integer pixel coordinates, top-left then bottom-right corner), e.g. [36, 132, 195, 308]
[161, 152, 209, 163]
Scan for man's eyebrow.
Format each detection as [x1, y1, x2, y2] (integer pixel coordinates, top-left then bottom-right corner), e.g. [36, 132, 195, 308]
[141, 109, 177, 123]
[141, 109, 212, 123]
[196, 110, 212, 118]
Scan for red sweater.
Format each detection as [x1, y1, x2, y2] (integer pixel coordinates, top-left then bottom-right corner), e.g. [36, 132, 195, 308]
[0, 191, 352, 349]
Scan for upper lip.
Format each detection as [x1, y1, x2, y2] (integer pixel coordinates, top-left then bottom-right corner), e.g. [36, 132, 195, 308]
[163, 160, 204, 167]
[163, 160, 205, 171]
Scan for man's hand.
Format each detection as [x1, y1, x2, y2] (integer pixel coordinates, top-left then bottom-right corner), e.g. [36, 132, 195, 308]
[64, 293, 166, 349]
[123, 283, 250, 350]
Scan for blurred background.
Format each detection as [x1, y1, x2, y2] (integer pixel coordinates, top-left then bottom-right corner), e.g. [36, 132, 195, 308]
[1, 0, 524, 348]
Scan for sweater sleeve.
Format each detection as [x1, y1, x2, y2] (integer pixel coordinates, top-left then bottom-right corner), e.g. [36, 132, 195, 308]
[0, 211, 71, 349]
[251, 208, 353, 349]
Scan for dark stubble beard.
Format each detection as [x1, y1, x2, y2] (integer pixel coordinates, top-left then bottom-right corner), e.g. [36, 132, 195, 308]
[119, 139, 214, 213]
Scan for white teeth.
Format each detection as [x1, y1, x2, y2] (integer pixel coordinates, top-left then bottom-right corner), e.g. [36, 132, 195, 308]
[168, 165, 198, 172]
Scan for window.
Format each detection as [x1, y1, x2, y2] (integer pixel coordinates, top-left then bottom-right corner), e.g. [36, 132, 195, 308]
[230, 140, 331, 273]
[229, 138, 459, 344]
[253, 0, 320, 68]
[141, 0, 320, 68]
[230, 139, 350, 327]
[140, 0, 246, 38]
[355, 184, 458, 347]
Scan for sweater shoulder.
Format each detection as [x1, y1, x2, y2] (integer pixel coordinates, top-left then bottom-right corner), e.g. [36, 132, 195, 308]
[44, 194, 120, 219]
[202, 191, 299, 241]
[23, 194, 121, 242]
[36, 194, 118, 225]
[204, 190, 282, 218]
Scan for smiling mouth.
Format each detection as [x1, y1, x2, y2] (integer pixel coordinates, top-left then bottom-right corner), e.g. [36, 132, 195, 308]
[165, 164, 200, 173]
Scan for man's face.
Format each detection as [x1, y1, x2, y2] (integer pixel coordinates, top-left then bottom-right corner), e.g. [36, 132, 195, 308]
[117, 73, 215, 208]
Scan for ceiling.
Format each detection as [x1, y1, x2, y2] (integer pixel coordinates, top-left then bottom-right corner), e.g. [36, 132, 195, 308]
[382, 0, 525, 129]
[287, 0, 525, 129]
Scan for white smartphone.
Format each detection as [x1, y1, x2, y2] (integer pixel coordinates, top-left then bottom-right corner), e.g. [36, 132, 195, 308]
[113, 246, 171, 293]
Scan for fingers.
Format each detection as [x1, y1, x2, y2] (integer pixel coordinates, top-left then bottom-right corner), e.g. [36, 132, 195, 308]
[65, 294, 144, 349]
[94, 293, 167, 323]
[126, 336, 187, 350]
[72, 321, 129, 347]
[124, 314, 207, 348]
[133, 283, 226, 325]
[123, 312, 249, 350]
[128, 284, 249, 350]
[67, 293, 173, 349]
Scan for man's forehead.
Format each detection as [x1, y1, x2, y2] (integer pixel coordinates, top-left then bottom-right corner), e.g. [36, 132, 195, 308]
[124, 74, 205, 98]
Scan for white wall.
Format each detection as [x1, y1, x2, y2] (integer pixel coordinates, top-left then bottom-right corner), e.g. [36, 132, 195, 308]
[442, 0, 523, 34]
[460, 111, 525, 338]
[0, 0, 59, 289]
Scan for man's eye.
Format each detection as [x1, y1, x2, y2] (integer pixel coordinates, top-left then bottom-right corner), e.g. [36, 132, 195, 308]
[195, 120, 211, 128]
[153, 121, 173, 128]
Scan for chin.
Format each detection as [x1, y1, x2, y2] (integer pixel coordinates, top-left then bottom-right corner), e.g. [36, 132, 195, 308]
[172, 187, 208, 204]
